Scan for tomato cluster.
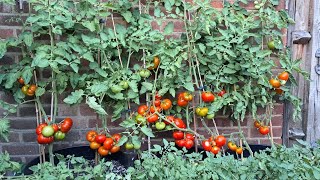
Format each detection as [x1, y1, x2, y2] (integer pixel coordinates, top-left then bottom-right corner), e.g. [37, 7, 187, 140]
[173, 131, 195, 149]
[18, 77, 38, 96]
[269, 71, 289, 95]
[253, 120, 270, 135]
[177, 92, 193, 107]
[36, 117, 73, 144]
[227, 141, 243, 155]
[86, 131, 121, 156]
[202, 135, 227, 154]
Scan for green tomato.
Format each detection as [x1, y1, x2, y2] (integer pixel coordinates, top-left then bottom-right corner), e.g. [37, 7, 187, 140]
[254, 1, 259, 4]
[133, 143, 141, 150]
[135, 114, 146, 124]
[54, 131, 66, 140]
[267, 41, 275, 50]
[254, 5, 260, 9]
[206, 113, 215, 119]
[139, 69, 151, 78]
[41, 126, 54, 137]
[155, 122, 166, 130]
[119, 81, 129, 89]
[165, 125, 173, 130]
[111, 85, 122, 93]
[125, 142, 134, 150]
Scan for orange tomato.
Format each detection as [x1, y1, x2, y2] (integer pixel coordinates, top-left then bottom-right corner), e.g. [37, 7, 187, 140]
[98, 146, 109, 156]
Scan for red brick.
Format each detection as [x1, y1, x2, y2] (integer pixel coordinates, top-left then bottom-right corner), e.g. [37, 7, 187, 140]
[10, 119, 37, 130]
[270, 126, 282, 138]
[0, 15, 27, 26]
[211, 1, 224, 8]
[79, 104, 96, 116]
[0, 29, 14, 39]
[22, 131, 37, 142]
[271, 115, 283, 127]
[2, 144, 39, 155]
[58, 104, 79, 116]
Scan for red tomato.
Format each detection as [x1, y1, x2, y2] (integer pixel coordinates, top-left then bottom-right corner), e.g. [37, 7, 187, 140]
[217, 90, 226, 97]
[174, 118, 186, 129]
[112, 134, 121, 142]
[98, 146, 109, 156]
[52, 124, 59, 133]
[154, 99, 161, 107]
[201, 92, 215, 103]
[173, 131, 184, 140]
[185, 133, 195, 141]
[147, 114, 159, 123]
[103, 138, 114, 150]
[275, 88, 283, 95]
[95, 134, 107, 144]
[160, 99, 172, 110]
[137, 105, 148, 115]
[155, 92, 162, 100]
[184, 139, 194, 149]
[17, 77, 24, 85]
[177, 97, 188, 107]
[214, 135, 227, 147]
[37, 134, 54, 144]
[278, 71, 289, 81]
[175, 139, 186, 147]
[165, 115, 175, 125]
[60, 118, 73, 133]
[202, 140, 212, 151]
[150, 106, 162, 113]
[86, 130, 98, 142]
[36, 123, 48, 135]
[210, 146, 221, 155]
[259, 126, 270, 135]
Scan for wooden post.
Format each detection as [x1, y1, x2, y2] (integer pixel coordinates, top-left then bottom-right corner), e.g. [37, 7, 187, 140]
[306, 0, 320, 143]
[284, 0, 312, 146]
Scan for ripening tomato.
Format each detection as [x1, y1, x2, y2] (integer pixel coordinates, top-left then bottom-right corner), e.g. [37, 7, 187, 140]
[95, 134, 107, 144]
[182, 92, 193, 101]
[60, 118, 73, 133]
[196, 107, 208, 117]
[103, 137, 114, 150]
[36, 123, 48, 135]
[184, 139, 194, 149]
[215, 135, 227, 147]
[236, 147, 243, 155]
[227, 141, 237, 151]
[211, 146, 221, 155]
[90, 142, 101, 150]
[17, 77, 24, 85]
[259, 126, 270, 135]
[165, 115, 175, 125]
[174, 118, 186, 129]
[254, 120, 261, 128]
[175, 139, 186, 147]
[173, 131, 184, 140]
[202, 140, 212, 151]
[217, 90, 226, 97]
[29, 84, 37, 92]
[177, 97, 188, 107]
[125, 142, 134, 150]
[86, 130, 98, 142]
[21, 85, 29, 95]
[269, 79, 281, 88]
[137, 105, 148, 115]
[278, 71, 289, 81]
[147, 114, 159, 123]
[185, 133, 195, 141]
[98, 146, 109, 156]
[52, 124, 59, 133]
[160, 99, 172, 110]
[26, 89, 35, 96]
[148, 56, 160, 70]
[155, 92, 162, 100]
[110, 146, 120, 153]
[201, 92, 215, 103]
[112, 134, 121, 142]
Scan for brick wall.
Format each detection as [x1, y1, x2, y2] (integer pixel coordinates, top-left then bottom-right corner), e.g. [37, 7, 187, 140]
[0, 0, 286, 164]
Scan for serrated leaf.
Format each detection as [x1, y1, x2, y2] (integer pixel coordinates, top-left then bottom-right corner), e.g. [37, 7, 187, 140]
[116, 135, 128, 146]
[141, 126, 155, 137]
[35, 87, 45, 97]
[122, 11, 132, 23]
[82, 52, 95, 62]
[129, 81, 139, 92]
[86, 96, 107, 115]
[183, 82, 194, 92]
[142, 82, 153, 91]
[82, 21, 96, 32]
[132, 135, 141, 147]
[63, 90, 84, 105]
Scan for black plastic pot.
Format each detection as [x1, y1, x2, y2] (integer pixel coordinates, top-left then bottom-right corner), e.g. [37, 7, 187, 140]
[23, 146, 138, 175]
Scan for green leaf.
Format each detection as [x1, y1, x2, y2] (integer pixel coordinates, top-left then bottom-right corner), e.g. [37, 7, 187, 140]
[82, 21, 96, 32]
[35, 87, 45, 97]
[183, 82, 194, 92]
[116, 135, 128, 146]
[164, 22, 174, 35]
[140, 126, 155, 137]
[86, 96, 107, 115]
[63, 90, 84, 105]
[129, 81, 139, 92]
[122, 11, 132, 23]
[132, 136, 141, 147]
[82, 52, 95, 62]
[142, 82, 153, 91]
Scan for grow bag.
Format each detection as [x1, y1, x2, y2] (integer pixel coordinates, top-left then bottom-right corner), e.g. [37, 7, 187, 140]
[23, 146, 138, 175]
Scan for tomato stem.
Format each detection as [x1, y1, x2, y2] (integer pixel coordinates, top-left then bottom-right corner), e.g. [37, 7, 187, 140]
[236, 118, 254, 157]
